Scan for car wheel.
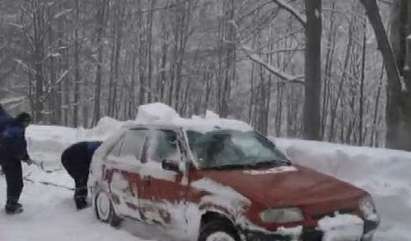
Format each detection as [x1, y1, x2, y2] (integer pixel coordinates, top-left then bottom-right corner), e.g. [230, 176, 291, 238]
[94, 191, 122, 227]
[198, 219, 240, 241]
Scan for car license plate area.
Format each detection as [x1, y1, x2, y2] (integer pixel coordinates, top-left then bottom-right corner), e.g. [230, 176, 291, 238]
[321, 223, 363, 241]
[318, 214, 364, 241]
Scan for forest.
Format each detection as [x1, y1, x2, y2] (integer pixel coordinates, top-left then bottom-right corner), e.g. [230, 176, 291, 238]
[1, 0, 410, 151]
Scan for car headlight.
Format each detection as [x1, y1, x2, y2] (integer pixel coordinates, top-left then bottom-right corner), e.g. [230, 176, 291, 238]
[259, 207, 304, 224]
[359, 196, 380, 222]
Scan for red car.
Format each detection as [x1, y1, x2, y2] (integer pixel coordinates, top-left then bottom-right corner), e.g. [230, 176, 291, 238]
[89, 122, 379, 241]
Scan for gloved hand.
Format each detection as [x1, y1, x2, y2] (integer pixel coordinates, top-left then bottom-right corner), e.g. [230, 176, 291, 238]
[22, 154, 33, 166]
[23, 158, 33, 166]
[24, 158, 34, 166]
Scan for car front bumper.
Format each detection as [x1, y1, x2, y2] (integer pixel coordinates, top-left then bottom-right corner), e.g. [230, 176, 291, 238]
[241, 219, 379, 241]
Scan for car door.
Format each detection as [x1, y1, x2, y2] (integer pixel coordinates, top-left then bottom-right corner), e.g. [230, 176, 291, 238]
[138, 128, 189, 226]
[105, 128, 147, 220]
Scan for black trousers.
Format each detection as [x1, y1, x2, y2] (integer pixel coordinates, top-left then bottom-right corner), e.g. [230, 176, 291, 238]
[1, 160, 23, 204]
[62, 158, 89, 199]
[74, 176, 88, 200]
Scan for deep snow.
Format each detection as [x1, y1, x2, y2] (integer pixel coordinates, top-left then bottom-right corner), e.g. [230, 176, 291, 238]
[0, 113, 410, 241]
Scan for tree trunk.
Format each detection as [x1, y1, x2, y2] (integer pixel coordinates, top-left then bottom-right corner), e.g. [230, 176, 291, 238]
[361, 0, 411, 150]
[73, 0, 80, 127]
[359, 19, 367, 145]
[321, 0, 337, 139]
[93, 0, 108, 125]
[303, 0, 322, 140]
[32, 0, 46, 122]
[146, 0, 156, 103]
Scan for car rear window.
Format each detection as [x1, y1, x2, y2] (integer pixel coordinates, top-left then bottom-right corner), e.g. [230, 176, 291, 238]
[119, 129, 148, 159]
[147, 129, 180, 162]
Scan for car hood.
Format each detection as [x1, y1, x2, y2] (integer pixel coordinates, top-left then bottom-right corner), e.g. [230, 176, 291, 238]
[194, 165, 366, 210]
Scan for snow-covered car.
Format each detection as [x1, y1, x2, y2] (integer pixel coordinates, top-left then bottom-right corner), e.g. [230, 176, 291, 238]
[88, 120, 380, 241]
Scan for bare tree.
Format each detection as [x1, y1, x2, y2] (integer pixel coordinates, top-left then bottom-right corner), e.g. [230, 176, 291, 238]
[360, 0, 411, 150]
[92, 0, 109, 125]
[0, 0, 392, 148]
[303, 0, 322, 140]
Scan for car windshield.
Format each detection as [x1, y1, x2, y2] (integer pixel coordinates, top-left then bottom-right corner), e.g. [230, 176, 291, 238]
[186, 129, 289, 169]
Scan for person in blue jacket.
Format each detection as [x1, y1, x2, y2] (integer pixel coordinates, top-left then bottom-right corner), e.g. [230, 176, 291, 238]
[0, 112, 32, 214]
[0, 104, 12, 133]
[61, 141, 102, 210]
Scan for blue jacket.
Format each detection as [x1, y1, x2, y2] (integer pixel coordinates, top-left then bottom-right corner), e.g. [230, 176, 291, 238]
[0, 120, 29, 161]
[0, 105, 12, 134]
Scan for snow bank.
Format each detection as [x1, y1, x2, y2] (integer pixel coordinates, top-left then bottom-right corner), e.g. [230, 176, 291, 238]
[26, 125, 80, 170]
[26, 117, 124, 170]
[80, 117, 124, 140]
[205, 110, 219, 119]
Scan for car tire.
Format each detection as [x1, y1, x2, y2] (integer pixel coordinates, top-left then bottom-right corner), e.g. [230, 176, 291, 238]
[94, 191, 122, 228]
[198, 219, 240, 241]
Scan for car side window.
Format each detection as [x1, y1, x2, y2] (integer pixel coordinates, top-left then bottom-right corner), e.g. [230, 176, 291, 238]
[147, 129, 180, 163]
[108, 137, 125, 157]
[119, 129, 148, 161]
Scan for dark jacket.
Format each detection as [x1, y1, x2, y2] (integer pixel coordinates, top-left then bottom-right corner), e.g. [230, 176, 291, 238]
[0, 104, 12, 134]
[0, 120, 29, 162]
[61, 141, 102, 177]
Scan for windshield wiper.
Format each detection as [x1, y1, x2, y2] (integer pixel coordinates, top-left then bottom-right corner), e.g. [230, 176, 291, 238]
[207, 164, 249, 170]
[205, 159, 291, 170]
[251, 159, 291, 168]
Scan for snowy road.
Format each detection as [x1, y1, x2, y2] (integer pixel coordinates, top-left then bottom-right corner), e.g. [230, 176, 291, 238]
[0, 167, 160, 241]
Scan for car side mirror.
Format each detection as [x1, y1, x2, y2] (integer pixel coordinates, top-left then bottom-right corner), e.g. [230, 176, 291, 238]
[162, 160, 180, 173]
[181, 161, 193, 172]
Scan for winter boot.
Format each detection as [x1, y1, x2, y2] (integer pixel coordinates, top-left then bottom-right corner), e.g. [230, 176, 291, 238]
[75, 196, 88, 210]
[74, 186, 88, 210]
[5, 201, 23, 214]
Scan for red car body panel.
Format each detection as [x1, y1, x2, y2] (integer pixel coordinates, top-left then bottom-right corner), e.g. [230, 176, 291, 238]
[105, 162, 367, 231]
[187, 165, 367, 230]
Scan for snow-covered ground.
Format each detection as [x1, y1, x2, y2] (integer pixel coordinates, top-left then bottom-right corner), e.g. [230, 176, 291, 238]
[0, 167, 154, 241]
[1, 115, 410, 241]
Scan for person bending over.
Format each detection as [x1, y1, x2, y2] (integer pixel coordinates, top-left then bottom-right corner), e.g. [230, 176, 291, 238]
[61, 141, 102, 210]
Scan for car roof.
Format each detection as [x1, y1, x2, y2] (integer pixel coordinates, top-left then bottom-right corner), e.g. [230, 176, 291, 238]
[122, 122, 181, 130]
[121, 118, 253, 134]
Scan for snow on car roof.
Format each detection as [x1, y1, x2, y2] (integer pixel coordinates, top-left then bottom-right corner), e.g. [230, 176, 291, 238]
[128, 102, 253, 133]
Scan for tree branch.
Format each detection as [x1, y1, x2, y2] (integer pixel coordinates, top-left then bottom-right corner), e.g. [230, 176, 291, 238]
[271, 0, 307, 27]
[241, 45, 305, 84]
[228, 20, 304, 84]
